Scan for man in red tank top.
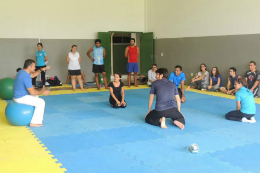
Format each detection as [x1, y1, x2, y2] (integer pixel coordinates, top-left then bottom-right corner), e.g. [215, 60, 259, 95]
[124, 38, 139, 88]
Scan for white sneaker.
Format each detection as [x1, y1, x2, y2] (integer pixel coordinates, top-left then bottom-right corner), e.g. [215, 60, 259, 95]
[250, 117, 257, 123]
[242, 117, 256, 123]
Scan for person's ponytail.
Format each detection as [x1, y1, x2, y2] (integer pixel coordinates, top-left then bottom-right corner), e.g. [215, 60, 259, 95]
[236, 77, 247, 87]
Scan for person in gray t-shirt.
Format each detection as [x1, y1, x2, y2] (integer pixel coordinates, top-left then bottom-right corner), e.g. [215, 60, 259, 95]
[186, 63, 209, 90]
[147, 64, 157, 86]
[145, 68, 185, 129]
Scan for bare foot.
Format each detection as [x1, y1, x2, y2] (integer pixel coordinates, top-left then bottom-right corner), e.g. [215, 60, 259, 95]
[84, 82, 88, 85]
[97, 87, 101, 90]
[128, 85, 130, 88]
[73, 89, 77, 92]
[29, 123, 43, 127]
[174, 120, 184, 129]
[81, 88, 86, 91]
[159, 117, 167, 129]
[201, 89, 206, 91]
[105, 87, 109, 90]
[185, 86, 191, 91]
[134, 85, 139, 87]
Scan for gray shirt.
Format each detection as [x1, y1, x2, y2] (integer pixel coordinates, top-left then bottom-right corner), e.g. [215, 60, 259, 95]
[198, 71, 209, 85]
[148, 69, 156, 82]
[150, 78, 179, 111]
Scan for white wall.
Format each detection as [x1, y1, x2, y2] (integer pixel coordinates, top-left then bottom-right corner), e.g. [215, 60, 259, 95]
[0, 0, 145, 39]
[147, 0, 260, 38]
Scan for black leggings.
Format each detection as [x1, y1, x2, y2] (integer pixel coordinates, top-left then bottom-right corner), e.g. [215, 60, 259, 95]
[178, 88, 182, 99]
[145, 107, 185, 126]
[109, 96, 126, 108]
[225, 110, 254, 122]
[32, 66, 46, 86]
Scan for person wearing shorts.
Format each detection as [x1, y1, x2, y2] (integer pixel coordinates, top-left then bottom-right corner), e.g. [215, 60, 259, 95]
[67, 45, 85, 91]
[32, 43, 48, 88]
[145, 68, 185, 130]
[125, 38, 139, 88]
[87, 39, 108, 90]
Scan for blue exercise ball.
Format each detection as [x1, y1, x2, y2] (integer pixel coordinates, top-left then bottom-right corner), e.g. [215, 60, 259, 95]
[5, 101, 35, 126]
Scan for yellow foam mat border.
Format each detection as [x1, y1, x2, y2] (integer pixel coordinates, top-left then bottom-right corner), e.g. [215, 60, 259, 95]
[0, 100, 66, 173]
[185, 86, 260, 104]
[48, 84, 150, 96]
[0, 85, 149, 173]
[2, 84, 258, 173]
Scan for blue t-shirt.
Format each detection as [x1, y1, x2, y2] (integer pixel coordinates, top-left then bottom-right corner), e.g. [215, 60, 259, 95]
[13, 70, 33, 99]
[150, 78, 179, 111]
[93, 46, 104, 65]
[168, 72, 186, 88]
[35, 50, 47, 66]
[236, 87, 256, 114]
[210, 74, 223, 87]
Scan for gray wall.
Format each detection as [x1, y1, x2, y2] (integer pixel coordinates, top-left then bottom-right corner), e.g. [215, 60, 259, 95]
[154, 34, 260, 88]
[0, 39, 95, 82]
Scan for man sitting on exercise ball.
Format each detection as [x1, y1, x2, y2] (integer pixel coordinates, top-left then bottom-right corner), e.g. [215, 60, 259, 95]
[13, 59, 50, 127]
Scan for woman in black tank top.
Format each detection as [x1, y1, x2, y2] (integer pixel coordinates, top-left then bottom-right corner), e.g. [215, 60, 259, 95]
[108, 73, 127, 108]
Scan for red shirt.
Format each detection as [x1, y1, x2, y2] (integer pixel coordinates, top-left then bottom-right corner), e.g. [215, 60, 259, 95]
[128, 46, 138, 63]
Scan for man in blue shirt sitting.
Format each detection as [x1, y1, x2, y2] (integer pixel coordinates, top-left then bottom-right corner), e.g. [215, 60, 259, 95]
[13, 59, 50, 127]
[168, 65, 186, 103]
[145, 68, 185, 129]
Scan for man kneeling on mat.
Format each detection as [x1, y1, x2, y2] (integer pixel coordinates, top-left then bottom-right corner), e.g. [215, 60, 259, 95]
[145, 68, 185, 129]
[13, 59, 50, 127]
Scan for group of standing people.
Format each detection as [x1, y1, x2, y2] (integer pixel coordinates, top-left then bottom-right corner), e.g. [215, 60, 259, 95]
[33, 38, 140, 91]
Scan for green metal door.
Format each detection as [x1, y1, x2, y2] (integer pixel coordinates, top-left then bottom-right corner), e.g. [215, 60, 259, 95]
[140, 32, 154, 75]
[113, 45, 128, 74]
[98, 32, 111, 82]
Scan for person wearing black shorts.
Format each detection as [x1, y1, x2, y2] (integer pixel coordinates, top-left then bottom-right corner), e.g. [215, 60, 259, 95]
[87, 39, 108, 90]
[67, 45, 85, 91]
[145, 68, 185, 129]
[32, 43, 48, 88]
[245, 61, 260, 97]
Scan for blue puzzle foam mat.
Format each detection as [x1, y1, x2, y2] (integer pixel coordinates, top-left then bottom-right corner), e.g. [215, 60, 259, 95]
[29, 89, 260, 173]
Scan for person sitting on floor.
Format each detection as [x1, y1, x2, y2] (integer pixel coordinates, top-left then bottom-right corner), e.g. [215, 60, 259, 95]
[245, 61, 260, 97]
[225, 78, 256, 123]
[202, 67, 223, 92]
[147, 64, 157, 86]
[145, 68, 185, 129]
[168, 65, 186, 103]
[186, 63, 209, 90]
[13, 59, 50, 127]
[220, 67, 240, 95]
[108, 72, 126, 108]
